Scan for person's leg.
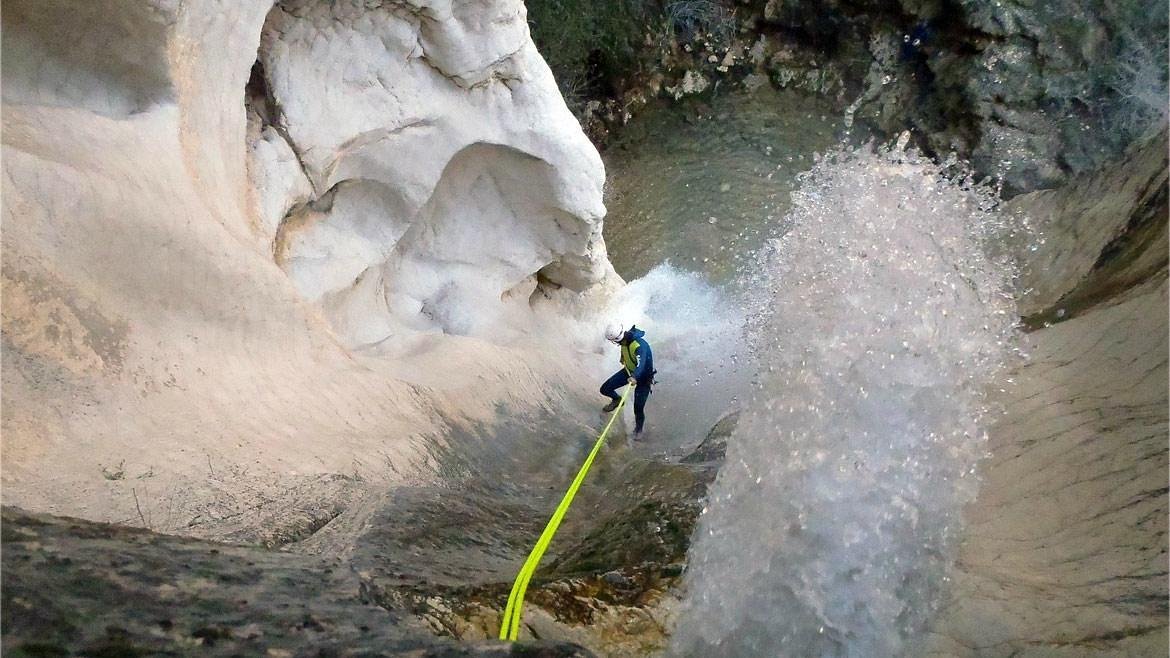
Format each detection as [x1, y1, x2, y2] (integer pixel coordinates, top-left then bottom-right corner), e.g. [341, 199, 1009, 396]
[600, 370, 627, 410]
[633, 384, 651, 434]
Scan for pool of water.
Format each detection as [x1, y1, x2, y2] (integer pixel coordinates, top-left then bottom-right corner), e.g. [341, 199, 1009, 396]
[602, 86, 845, 286]
[604, 86, 1022, 655]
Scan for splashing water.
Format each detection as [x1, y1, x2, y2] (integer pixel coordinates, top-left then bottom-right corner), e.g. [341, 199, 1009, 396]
[524, 258, 749, 453]
[670, 145, 1021, 656]
[600, 264, 751, 448]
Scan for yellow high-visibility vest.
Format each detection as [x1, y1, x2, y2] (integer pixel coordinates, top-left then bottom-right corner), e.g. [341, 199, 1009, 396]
[621, 339, 642, 375]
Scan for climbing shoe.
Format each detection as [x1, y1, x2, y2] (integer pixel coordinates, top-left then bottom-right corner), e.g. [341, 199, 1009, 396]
[602, 399, 620, 412]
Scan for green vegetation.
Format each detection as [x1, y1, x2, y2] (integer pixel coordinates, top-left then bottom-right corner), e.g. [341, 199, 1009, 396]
[524, 0, 735, 105]
[524, 0, 658, 101]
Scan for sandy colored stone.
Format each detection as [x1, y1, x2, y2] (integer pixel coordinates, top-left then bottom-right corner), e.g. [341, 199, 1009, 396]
[921, 136, 1169, 655]
[1007, 130, 1168, 318]
[1, 0, 615, 543]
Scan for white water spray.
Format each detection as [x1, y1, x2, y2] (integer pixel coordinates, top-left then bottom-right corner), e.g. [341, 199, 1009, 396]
[524, 261, 748, 451]
[600, 264, 750, 447]
[670, 145, 1021, 656]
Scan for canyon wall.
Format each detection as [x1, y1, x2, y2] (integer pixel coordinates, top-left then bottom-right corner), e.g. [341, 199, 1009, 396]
[1, 0, 613, 537]
[533, 0, 1167, 195]
[2, 2, 1165, 655]
[921, 130, 1168, 655]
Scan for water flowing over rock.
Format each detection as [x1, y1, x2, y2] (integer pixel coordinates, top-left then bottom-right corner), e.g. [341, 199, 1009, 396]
[920, 130, 1169, 656]
[670, 145, 1021, 656]
[3, 1, 1167, 656]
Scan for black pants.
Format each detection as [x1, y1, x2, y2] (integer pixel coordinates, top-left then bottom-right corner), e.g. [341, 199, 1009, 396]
[600, 370, 651, 433]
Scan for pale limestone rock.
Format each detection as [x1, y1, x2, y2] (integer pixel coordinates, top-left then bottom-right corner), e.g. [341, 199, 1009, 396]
[921, 132, 1169, 655]
[250, 0, 612, 346]
[247, 125, 313, 241]
[1, 0, 178, 119]
[922, 279, 1168, 656]
[1, 0, 612, 536]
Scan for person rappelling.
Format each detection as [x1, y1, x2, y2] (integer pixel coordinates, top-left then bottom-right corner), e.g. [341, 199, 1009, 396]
[600, 323, 655, 438]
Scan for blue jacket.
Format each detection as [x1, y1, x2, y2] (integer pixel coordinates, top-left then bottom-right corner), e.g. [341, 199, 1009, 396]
[620, 327, 654, 383]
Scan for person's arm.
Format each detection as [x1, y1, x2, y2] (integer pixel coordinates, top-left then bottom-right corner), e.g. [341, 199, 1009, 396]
[631, 340, 651, 381]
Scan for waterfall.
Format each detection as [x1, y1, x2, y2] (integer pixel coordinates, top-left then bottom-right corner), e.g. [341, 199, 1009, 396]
[670, 144, 1023, 656]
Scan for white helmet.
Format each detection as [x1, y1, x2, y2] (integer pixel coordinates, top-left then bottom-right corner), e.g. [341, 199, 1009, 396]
[604, 322, 624, 343]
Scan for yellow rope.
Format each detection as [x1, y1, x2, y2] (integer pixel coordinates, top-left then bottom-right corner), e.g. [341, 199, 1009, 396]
[498, 384, 633, 641]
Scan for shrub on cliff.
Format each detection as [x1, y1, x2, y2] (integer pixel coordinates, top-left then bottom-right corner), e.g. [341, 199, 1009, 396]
[525, 0, 658, 101]
[525, 0, 736, 108]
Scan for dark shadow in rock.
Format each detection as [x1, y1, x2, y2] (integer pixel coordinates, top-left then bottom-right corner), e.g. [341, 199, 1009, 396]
[1, 506, 594, 657]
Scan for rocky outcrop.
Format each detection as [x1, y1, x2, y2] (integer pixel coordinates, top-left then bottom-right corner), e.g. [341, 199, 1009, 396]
[249, 0, 613, 346]
[539, 0, 1167, 194]
[742, 0, 1170, 193]
[1008, 129, 1168, 323]
[2, 0, 613, 536]
[0, 506, 595, 657]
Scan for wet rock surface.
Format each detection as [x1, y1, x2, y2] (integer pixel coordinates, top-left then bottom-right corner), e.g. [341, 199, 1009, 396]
[0, 507, 594, 658]
[2, 412, 737, 657]
[352, 415, 737, 655]
[922, 281, 1168, 656]
[918, 127, 1170, 656]
[1009, 129, 1169, 325]
[544, 0, 1166, 195]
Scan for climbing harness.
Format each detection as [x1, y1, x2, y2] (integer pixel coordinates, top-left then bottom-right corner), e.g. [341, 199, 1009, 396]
[498, 383, 634, 641]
